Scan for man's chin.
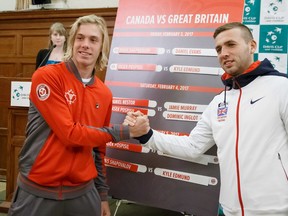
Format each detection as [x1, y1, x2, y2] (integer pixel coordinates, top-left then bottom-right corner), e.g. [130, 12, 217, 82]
[77, 58, 90, 65]
[225, 69, 236, 76]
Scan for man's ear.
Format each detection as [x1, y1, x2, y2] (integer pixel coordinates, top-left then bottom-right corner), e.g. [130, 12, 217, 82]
[250, 39, 257, 53]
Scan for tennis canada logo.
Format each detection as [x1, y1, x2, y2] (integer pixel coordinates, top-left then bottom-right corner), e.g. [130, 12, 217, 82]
[65, 89, 76, 105]
[36, 84, 50, 101]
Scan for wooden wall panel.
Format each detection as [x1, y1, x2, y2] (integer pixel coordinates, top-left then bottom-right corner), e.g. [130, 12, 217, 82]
[6, 108, 27, 200]
[0, 107, 8, 127]
[0, 35, 16, 56]
[0, 128, 8, 177]
[0, 64, 16, 77]
[22, 64, 37, 77]
[0, 78, 12, 178]
[22, 35, 48, 56]
[0, 7, 117, 200]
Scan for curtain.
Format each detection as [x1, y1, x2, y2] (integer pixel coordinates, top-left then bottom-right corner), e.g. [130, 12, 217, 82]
[15, 0, 30, 10]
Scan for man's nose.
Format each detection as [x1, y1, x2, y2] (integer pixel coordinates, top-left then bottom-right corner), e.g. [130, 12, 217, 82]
[81, 38, 90, 48]
[219, 47, 229, 58]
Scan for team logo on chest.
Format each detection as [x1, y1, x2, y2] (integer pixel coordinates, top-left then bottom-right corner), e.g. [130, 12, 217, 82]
[217, 102, 228, 122]
[65, 89, 77, 104]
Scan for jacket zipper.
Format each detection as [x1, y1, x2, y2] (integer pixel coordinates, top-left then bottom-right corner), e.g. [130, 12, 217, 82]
[278, 153, 288, 181]
[234, 80, 245, 216]
[59, 184, 63, 200]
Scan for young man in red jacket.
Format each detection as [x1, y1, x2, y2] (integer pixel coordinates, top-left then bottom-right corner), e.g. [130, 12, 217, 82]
[8, 14, 149, 216]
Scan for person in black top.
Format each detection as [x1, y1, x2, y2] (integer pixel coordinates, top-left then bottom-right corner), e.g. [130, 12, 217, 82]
[35, 22, 67, 69]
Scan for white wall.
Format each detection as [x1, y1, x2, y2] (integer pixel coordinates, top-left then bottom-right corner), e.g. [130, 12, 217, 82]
[0, 0, 118, 11]
[0, 0, 16, 11]
[67, 0, 118, 8]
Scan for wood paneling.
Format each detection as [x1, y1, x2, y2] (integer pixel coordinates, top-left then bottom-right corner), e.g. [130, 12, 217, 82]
[0, 35, 16, 56]
[0, 8, 117, 200]
[7, 107, 27, 200]
[0, 77, 30, 182]
[0, 64, 16, 77]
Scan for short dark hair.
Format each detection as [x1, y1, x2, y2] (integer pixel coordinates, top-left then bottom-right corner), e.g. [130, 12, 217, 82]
[213, 22, 253, 42]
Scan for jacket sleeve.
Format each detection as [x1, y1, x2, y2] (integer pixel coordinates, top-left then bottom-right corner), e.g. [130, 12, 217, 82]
[279, 78, 288, 134]
[94, 99, 112, 201]
[143, 103, 216, 159]
[29, 65, 130, 148]
[93, 146, 109, 201]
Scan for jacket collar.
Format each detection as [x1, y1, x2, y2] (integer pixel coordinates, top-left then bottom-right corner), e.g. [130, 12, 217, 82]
[65, 59, 96, 86]
[221, 58, 285, 89]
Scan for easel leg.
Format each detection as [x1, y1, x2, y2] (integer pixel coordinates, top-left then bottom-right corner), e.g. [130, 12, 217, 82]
[112, 199, 136, 216]
[181, 212, 194, 216]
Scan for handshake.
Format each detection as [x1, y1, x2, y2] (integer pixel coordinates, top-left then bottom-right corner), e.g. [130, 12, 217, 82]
[124, 111, 150, 138]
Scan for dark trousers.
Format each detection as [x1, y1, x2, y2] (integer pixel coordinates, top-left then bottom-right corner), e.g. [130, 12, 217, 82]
[8, 186, 101, 216]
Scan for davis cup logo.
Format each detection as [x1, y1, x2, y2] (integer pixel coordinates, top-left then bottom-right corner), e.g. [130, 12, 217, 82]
[267, 1, 281, 15]
[36, 84, 50, 101]
[244, 0, 255, 16]
[265, 27, 281, 45]
[12, 85, 24, 100]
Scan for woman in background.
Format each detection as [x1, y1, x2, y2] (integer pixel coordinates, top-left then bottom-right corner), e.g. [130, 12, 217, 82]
[35, 22, 67, 69]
